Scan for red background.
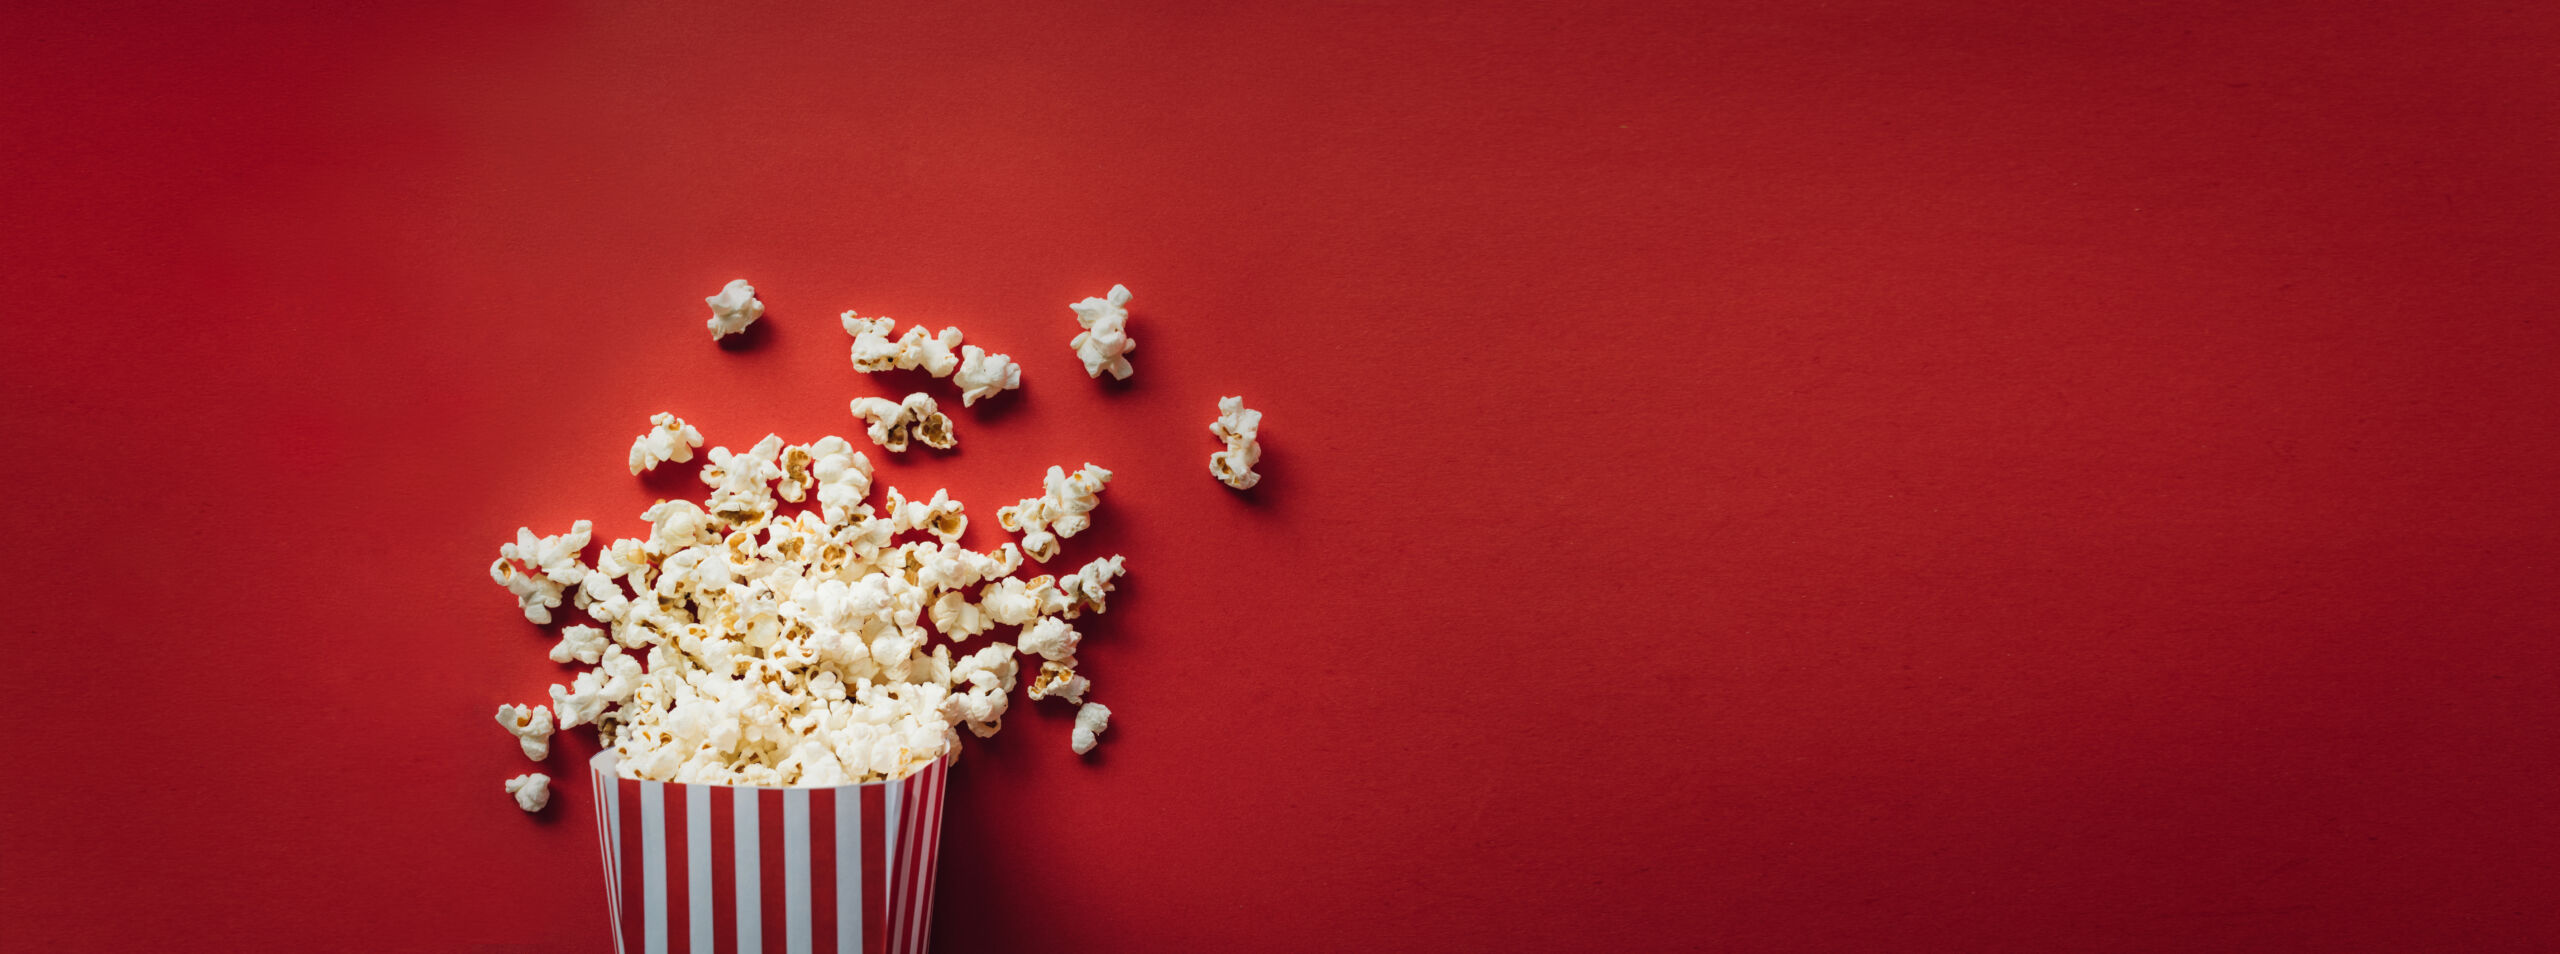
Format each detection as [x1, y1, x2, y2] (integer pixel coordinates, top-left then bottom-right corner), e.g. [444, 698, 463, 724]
[5, 1, 2556, 951]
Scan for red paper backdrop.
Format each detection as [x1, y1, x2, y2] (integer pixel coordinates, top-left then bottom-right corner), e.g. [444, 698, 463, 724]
[5, 1, 2557, 951]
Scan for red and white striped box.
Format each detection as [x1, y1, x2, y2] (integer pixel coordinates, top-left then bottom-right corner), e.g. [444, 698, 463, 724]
[588, 750, 951, 954]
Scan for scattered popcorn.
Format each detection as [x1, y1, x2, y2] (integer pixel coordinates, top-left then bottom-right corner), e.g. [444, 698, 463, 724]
[491, 419, 1140, 789]
[1070, 702, 1111, 755]
[628, 412, 704, 475]
[1210, 396, 1263, 490]
[841, 312, 1024, 406]
[489, 520, 593, 624]
[706, 279, 764, 340]
[492, 279, 1194, 799]
[496, 703, 555, 760]
[848, 393, 956, 452]
[505, 773, 552, 812]
[995, 464, 1111, 562]
[1068, 284, 1136, 379]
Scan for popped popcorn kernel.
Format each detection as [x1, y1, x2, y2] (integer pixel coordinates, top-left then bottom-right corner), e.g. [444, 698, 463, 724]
[1210, 396, 1263, 490]
[706, 280, 764, 340]
[1070, 702, 1112, 755]
[629, 412, 704, 475]
[1068, 284, 1135, 380]
[496, 703, 555, 760]
[505, 773, 552, 812]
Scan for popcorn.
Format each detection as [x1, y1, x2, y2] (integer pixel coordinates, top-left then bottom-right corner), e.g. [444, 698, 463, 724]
[1057, 554, 1127, 618]
[550, 624, 610, 665]
[1026, 661, 1089, 704]
[701, 435, 786, 520]
[489, 520, 593, 624]
[496, 703, 555, 760]
[842, 312, 1021, 406]
[996, 464, 1110, 562]
[885, 487, 968, 542]
[505, 773, 552, 812]
[804, 436, 876, 526]
[952, 346, 1021, 407]
[706, 279, 764, 340]
[1210, 396, 1263, 490]
[895, 325, 967, 378]
[928, 591, 990, 640]
[941, 643, 1018, 738]
[1070, 702, 1112, 755]
[1068, 284, 1136, 379]
[848, 393, 956, 452]
[1016, 616, 1080, 661]
[841, 313, 903, 372]
[628, 412, 704, 475]
[494, 284, 1178, 797]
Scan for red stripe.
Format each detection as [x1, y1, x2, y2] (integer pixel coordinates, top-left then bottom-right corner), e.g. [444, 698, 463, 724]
[760, 788, 788, 950]
[917, 763, 946, 952]
[667, 784, 691, 952]
[619, 777, 646, 954]
[861, 783, 885, 954]
[811, 788, 839, 953]
[895, 766, 933, 954]
[710, 786, 737, 954]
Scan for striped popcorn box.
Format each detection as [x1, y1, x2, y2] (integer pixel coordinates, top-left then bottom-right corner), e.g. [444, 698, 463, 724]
[588, 750, 952, 954]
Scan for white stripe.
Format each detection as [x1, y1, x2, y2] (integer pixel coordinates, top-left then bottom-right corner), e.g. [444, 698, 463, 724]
[596, 764, 624, 954]
[641, 782, 669, 954]
[785, 788, 812, 954]
[836, 786, 860, 954]
[688, 785, 714, 952]
[734, 790, 761, 954]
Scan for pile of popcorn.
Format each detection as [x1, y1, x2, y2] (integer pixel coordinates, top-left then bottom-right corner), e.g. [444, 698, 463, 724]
[490, 280, 1261, 808]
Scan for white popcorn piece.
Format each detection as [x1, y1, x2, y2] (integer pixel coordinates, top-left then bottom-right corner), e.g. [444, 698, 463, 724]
[928, 591, 990, 641]
[805, 436, 876, 527]
[706, 279, 764, 340]
[550, 624, 610, 665]
[700, 434, 786, 520]
[1057, 554, 1127, 618]
[848, 393, 956, 452]
[842, 313, 904, 372]
[1016, 616, 1080, 661]
[1026, 660, 1090, 704]
[1070, 701, 1112, 755]
[1068, 284, 1136, 380]
[996, 464, 1110, 562]
[895, 325, 967, 378]
[885, 487, 968, 542]
[505, 773, 552, 812]
[941, 643, 1018, 738]
[629, 412, 704, 475]
[496, 703, 555, 760]
[489, 520, 594, 624]
[952, 346, 1022, 407]
[1210, 396, 1264, 490]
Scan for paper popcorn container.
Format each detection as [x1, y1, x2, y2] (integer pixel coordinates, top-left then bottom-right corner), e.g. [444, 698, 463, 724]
[588, 750, 951, 954]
